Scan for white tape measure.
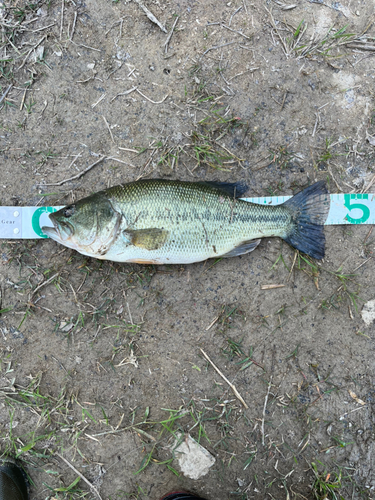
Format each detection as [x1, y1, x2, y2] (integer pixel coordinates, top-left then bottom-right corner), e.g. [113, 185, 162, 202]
[0, 193, 374, 239]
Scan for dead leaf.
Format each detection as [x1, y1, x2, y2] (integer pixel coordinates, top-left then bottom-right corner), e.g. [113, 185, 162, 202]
[348, 389, 366, 405]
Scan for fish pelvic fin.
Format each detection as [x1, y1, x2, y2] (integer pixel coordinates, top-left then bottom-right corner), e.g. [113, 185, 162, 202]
[283, 181, 330, 260]
[123, 228, 169, 250]
[221, 239, 261, 258]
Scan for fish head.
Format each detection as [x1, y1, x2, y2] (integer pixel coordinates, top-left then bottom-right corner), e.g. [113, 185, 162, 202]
[42, 193, 121, 257]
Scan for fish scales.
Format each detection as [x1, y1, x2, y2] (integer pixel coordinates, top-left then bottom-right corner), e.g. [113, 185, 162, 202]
[42, 179, 330, 263]
[106, 181, 291, 263]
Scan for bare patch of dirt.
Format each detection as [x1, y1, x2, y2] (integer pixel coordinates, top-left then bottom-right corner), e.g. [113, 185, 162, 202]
[0, 0, 375, 499]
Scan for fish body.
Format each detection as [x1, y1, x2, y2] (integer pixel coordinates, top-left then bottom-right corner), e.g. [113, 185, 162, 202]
[42, 179, 330, 263]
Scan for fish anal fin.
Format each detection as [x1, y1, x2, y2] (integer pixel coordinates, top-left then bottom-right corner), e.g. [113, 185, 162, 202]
[200, 181, 249, 198]
[123, 228, 169, 251]
[221, 239, 261, 258]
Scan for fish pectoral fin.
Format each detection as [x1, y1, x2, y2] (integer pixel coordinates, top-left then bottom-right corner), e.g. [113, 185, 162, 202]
[221, 239, 261, 258]
[123, 228, 169, 251]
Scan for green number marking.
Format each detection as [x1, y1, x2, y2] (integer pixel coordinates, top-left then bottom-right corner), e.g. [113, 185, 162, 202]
[31, 207, 57, 238]
[343, 194, 370, 224]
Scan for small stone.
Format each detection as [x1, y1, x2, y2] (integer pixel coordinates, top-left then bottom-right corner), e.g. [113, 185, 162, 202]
[361, 299, 375, 326]
[34, 46, 44, 62]
[170, 433, 215, 479]
[36, 8, 47, 16]
[87, 63, 95, 70]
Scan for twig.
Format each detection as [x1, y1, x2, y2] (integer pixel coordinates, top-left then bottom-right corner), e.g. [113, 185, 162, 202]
[51, 355, 68, 374]
[271, 95, 282, 106]
[328, 165, 342, 192]
[78, 43, 101, 51]
[280, 91, 287, 110]
[287, 250, 298, 282]
[106, 157, 136, 167]
[261, 376, 272, 446]
[30, 273, 59, 300]
[110, 86, 137, 102]
[127, 67, 136, 78]
[352, 256, 372, 272]
[105, 19, 122, 36]
[164, 15, 179, 53]
[76, 74, 96, 84]
[363, 227, 373, 246]
[200, 349, 248, 409]
[205, 315, 219, 331]
[60, 0, 64, 40]
[18, 36, 46, 69]
[39, 156, 105, 186]
[229, 67, 259, 81]
[71, 11, 77, 41]
[362, 172, 375, 193]
[203, 41, 235, 55]
[261, 284, 285, 290]
[264, 6, 289, 56]
[229, 6, 242, 26]
[346, 44, 375, 51]
[218, 56, 233, 91]
[66, 153, 82, 170]
[272, 0, 297, 9]
[222, 24, 250, 40]
[118, 147, 139, 153]
[126, 302, 133, 325]
[0, 85, 12, 106]
[92, 94, 106, 108]
[29, 22, 56, 32]
[312, 113, 319, 137]
[136, 88, 168, 104]
[56, 452, 103, 500]
[102, 115, 115, 143]
[71, 40, 101, 52]
[133, 0, 167, 33]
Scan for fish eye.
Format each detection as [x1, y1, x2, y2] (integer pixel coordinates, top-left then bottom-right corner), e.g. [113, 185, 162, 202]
[63, 205, 75, 218]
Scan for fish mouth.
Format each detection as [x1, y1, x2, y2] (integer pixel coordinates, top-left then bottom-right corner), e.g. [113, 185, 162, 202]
[41, 225, 61, 240]
[42, 216, 73, 243]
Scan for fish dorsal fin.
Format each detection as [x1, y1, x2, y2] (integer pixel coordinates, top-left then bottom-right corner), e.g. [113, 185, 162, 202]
[123, 228, 169, 251]
[199, 181, 249, 198]
[221, 239, 261, 258]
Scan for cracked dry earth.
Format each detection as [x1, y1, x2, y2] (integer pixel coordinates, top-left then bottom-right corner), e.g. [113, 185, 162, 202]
[0, 0, 375, 499]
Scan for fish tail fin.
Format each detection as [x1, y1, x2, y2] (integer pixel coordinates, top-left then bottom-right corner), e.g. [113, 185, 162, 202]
[282, 181, 330, 259]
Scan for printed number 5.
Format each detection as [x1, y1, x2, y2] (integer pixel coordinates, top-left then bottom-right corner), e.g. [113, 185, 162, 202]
[344, 194, 370, 224]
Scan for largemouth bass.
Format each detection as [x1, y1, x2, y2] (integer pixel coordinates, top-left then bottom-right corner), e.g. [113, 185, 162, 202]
[42, 179, 330, 264]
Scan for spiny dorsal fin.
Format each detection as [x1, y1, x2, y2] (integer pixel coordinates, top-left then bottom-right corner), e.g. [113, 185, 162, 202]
[199, 181, 249, 198]
[123, 228, 169, 251]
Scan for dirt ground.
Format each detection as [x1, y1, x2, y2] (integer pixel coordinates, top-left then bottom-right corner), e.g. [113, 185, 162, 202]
[0, 0, 375, 499]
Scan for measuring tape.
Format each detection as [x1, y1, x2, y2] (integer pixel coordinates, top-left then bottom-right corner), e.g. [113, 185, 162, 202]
[0, 193, 374, 239]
